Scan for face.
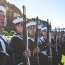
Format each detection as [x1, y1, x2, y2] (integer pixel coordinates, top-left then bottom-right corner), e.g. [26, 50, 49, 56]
[28, 26, 36, 36]
[15, 22, 23, 34]
[0, 12, 7, 28]
[42, 30, 47, 37]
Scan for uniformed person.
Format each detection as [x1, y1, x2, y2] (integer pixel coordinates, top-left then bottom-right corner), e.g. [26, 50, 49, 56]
[49, 29, 61, 65]
[0, 5, 13, 65]
[40, 27, 48, 45]
[40, 27, 59, 65]
[39, 27, 50, 65]
[26, 21, 40, 65]
[10, 17, 31, 65]
[51, 30, 59, 65]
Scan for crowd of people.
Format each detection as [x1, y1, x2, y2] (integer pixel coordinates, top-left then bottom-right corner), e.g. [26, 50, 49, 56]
[0, 5, 65, 65]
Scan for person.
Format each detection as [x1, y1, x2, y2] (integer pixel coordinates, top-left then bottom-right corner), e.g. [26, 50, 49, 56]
[39, 27, 50, 65]
[40, 27, 59, 65]
[10, 17, 31, 65]
[0, 5, 13, 65]
[51, 30, 59, 65]
[52, 30, 63, 65]
[40, 27, 48, 45]
[26, 21, 40, 65]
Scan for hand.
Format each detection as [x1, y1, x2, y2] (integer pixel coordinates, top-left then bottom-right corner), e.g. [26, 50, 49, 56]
[47, 42, 52, 47]
[33, 46, 40, 54]
[23, 49, 31, 57]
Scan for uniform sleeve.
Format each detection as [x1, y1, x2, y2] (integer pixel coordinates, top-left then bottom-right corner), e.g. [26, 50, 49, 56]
[28, 39, 34, 51]
[10, 37, 23, 55]
[10, 37, 28, 64]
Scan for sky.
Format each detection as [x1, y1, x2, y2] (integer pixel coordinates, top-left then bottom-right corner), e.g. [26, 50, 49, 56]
[6, 0, 65, 29]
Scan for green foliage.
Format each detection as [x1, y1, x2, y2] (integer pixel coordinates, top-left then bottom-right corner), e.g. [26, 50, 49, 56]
[10, 31, 16, 36]
[3, 0, 23, 32]
[4, 31, 10, 36]
[6, 36, 13, 41]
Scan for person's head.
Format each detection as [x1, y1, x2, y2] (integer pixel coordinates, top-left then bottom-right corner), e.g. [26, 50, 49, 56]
[26, 21, 36, 37]
[41, 27, 47, 37]
[0, 6, 7, 28]
[12, 17, 24, 34]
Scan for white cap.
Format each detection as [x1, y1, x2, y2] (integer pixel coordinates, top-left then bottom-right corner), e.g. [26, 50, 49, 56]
[12, 17, 23, 24]
[0, 6, 6, 14]
[41, 27, 47, 31]
[26, 21, 36, 28]
[38, 25, 42, 29]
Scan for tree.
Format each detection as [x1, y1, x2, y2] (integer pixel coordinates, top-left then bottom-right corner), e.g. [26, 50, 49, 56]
[3, 1, 22, 33]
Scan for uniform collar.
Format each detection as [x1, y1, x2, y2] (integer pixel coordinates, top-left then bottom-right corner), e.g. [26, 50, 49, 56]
[28, 36, 35, 42]
[0, 32, 4, 35]
[41, 36, 46, 39]
[15, 32, 23, 38]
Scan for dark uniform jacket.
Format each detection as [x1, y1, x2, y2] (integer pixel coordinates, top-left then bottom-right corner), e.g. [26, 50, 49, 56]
[39, 36, 50, 65]
[28, 36, 39, 65]
[0, 34, 13, 65]
[10, 33, 26, 65]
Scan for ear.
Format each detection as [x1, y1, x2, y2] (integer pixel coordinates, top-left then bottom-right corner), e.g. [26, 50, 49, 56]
[15, 24, 20, 30]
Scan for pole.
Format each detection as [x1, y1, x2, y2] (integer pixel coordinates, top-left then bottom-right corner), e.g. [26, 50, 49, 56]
[22, 5, 30, 65]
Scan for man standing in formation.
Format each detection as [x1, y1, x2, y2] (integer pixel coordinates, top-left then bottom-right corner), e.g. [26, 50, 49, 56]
[39, 27, 50, 65]
[10, 17, 31, 65]
[0, 5, 13, 65]
[26, 21, 40, 65]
